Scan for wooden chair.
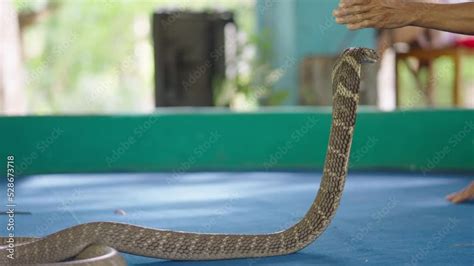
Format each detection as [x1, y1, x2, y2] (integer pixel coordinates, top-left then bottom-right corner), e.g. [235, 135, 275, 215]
[395, 46, 474, 107]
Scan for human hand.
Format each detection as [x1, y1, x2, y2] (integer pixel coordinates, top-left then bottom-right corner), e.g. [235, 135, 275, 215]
[333, 0, 415, 30]
[446, 182, 474, 204]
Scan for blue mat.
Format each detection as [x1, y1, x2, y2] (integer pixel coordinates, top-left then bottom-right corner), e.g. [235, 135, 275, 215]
[1, 172, 473, 265]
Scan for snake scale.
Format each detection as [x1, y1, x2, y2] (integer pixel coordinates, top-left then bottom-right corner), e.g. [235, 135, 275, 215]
[0, 47, 377, 265]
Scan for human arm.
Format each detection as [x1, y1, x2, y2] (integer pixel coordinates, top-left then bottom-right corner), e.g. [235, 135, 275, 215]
[333, 0, 474, 35]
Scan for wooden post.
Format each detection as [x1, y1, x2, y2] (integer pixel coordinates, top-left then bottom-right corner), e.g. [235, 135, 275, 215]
[0, 0, 26, 114]
[395, 54, 400, 107]
[453, 49, 462, 107]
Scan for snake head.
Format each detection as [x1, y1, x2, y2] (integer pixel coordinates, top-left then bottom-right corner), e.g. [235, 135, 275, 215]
[344, 48, 378, 64]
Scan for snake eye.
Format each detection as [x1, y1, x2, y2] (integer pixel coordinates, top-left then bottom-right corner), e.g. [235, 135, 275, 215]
[366, 49, 379, 63]
[363, 49, 378, 63]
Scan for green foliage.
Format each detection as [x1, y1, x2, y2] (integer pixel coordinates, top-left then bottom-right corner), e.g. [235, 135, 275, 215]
[18, 0, 256, 113]
[214, 30, 289, 109]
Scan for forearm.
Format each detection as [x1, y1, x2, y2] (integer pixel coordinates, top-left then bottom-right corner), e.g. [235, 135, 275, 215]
[411, 2, 474, 35]
[334, 0, 474, 34]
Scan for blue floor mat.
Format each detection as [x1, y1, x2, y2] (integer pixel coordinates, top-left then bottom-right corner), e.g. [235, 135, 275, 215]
[1, 171, 472, 265]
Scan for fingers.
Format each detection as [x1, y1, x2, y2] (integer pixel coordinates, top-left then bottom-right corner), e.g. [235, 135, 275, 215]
[446, 188, 473, 204]
[446, 193, 456, 201]
[333, 0, 374, 30]
[347, 19, 376, 30]
[335, 0, 414, 30]
[449, 194, 464, 204]
[335, 12, 378, 30]
[339, 0, 369, 7]
[335, 13, 372, 25]
[334, 5, 371, 16]
[446, 193, 460, 203]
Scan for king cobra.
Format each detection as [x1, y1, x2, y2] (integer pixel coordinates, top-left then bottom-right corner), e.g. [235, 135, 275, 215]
[0, 47, 377, 265]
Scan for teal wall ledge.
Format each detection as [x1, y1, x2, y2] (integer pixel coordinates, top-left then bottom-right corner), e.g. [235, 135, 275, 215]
[2, 108, 473, 176]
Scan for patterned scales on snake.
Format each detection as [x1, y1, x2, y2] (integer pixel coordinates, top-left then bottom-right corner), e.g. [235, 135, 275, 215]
[0, 48, 378, 265]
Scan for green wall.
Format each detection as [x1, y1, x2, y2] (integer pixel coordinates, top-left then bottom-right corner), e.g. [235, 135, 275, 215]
[2, 109, 473, 177]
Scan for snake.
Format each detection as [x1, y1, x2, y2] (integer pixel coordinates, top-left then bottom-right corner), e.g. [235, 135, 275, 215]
[0, 47, 377, 265]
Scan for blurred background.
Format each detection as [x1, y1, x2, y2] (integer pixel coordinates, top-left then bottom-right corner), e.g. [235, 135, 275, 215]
[1, 0, 473, 115]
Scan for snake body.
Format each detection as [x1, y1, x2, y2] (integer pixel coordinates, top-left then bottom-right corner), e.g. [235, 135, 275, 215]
[0, 48, 377, 265]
